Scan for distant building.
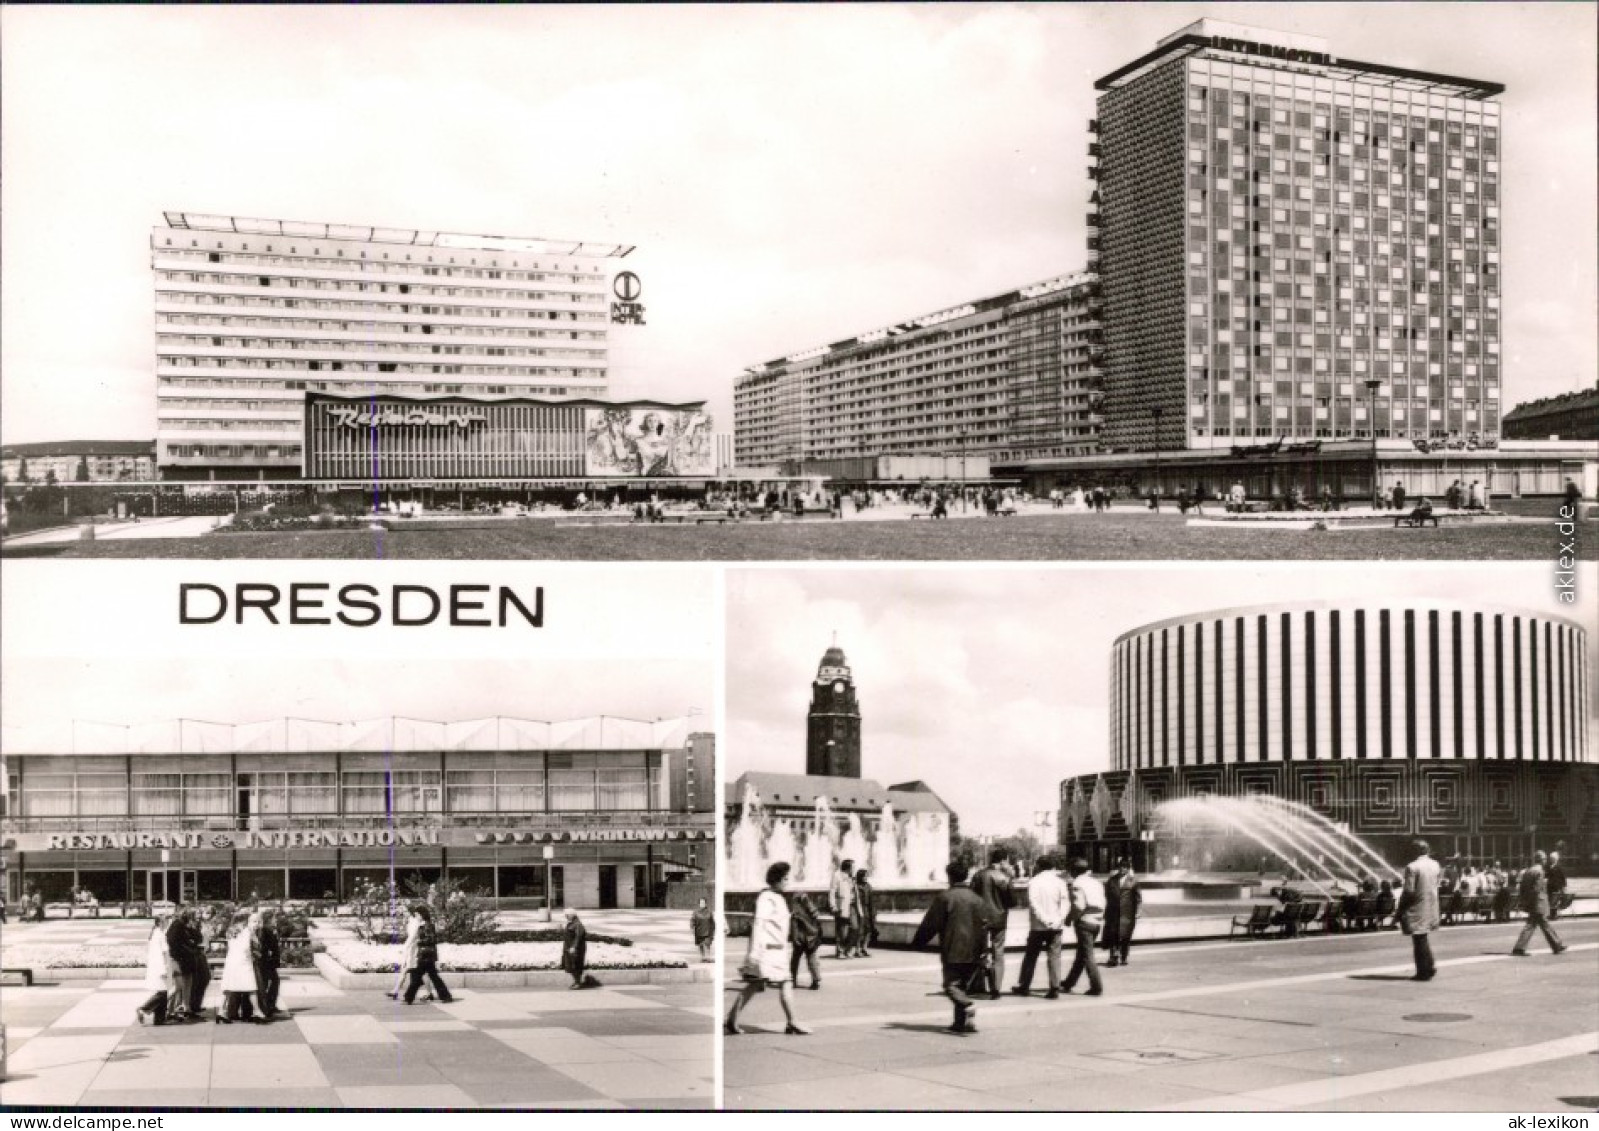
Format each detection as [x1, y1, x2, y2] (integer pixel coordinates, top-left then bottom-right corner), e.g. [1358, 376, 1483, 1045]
[1, 441, 155, 485]
[734, 272, 1103, 470]
[1501, 387, 1599, 442]
[669, 732, 717, 813]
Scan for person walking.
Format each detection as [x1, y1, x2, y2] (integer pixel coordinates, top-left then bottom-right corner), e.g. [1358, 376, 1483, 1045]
[561, 908, 589, 989]
[788, 889, 824, 990]
[135, 913, 175, 1026]
[828, 859, 857, 960]
[217, 912, 263, 1024]
[852, 869, 876, 958]
[725, 862, 808, 1035]
[256, 909, 283, 1018]
[164, 908, 197, 1022]
[690, 898, 716, 963]
[1512, 851, 1568, 956]
[1103, 859, 1143, 967]
[1012, 855, 1067, 999]
[1397, 839, 1441, 981]
[969, 848, 1016, 1000]
[1545, 852, 1569, 920]
[402, 904, 455, 1004]
[1061, 859, 1106, 996]
[912, 861, 998, 1034]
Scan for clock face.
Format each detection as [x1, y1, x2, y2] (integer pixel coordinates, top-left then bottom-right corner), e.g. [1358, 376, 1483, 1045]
[832, 681, 845, 693]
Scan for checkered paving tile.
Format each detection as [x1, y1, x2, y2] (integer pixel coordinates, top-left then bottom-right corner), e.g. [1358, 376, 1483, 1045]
[1, 915, 713, 1110]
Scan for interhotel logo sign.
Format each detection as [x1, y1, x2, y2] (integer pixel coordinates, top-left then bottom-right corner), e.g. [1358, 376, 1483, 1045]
[328, 406, 487, 430]
[475, 828, 710, 845]
[41, 829, 442, 851]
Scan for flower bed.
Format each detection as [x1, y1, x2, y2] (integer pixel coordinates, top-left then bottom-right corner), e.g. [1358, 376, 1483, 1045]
[324, 939, 682, 973]
[1, 943, 145, 969]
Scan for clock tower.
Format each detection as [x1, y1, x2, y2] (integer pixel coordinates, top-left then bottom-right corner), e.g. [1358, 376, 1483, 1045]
[806, 643, 862, 778]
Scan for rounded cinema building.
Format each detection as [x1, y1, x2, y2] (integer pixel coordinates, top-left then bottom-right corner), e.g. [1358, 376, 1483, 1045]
[1062, 601, 1598, 871]
[1, 716, 715, 909]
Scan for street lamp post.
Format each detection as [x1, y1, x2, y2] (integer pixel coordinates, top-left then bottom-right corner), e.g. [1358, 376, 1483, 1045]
[1151, 407, 1165, 507]
[1364, 378, 1382, 510]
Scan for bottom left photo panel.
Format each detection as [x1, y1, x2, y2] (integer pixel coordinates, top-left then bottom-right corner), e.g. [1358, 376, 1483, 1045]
[0, 563, 719, 1111]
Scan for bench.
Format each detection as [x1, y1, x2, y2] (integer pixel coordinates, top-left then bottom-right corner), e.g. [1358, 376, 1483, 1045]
[694, 515, 733, 525]
[1, 967, 35, 986]
[1230, 905, 1274, 938]
[1394, 513, 1439, 528]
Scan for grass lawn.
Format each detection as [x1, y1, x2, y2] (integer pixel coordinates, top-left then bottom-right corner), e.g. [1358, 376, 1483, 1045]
[7, 508, 1592, 561]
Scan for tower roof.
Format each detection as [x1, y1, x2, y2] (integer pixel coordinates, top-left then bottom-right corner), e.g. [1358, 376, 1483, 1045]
[819, 645, 848, 669]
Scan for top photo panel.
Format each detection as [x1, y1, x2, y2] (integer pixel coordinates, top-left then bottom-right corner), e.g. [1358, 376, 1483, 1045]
[3, 4, 1594, 563]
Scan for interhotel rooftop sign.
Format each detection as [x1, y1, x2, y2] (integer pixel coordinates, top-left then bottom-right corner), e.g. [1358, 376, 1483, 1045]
[42, 829, 442, 851]
[329, 406, 487, 430]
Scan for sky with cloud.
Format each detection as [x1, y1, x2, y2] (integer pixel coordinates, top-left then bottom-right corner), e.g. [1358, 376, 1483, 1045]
[2, 3, 1594, 443]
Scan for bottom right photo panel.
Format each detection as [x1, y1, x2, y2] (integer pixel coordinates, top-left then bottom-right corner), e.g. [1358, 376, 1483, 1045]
[719, 564, 1598, 1112]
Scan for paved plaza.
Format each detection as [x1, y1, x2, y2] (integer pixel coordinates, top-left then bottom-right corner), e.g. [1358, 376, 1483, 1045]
[724, 915, 1599, 1111]
[0, 909, 714, 1110]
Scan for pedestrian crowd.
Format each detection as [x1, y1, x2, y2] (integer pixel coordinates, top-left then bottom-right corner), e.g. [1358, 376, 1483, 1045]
[135, 905, 285, 1026]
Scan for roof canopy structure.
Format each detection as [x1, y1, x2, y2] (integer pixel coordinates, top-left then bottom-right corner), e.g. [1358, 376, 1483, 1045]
[161, 212, 634, 259]
[2, 715, 699, 757]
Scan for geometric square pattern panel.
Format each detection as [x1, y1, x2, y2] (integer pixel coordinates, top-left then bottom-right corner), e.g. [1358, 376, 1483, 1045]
[1067, 779, 1091, 842]
[1576, 769, 1599, 833]
[1534, 768, 1572, 834]
[1134, 769, 1177, 838]
[1350, 764, 1409, 834]
[1290, 765, 1345, 821]
[1477, 767, 1527, 832]
[1232, 763, 1286, 804]
[1088, 776, 1115, 840]
[1418, 765, 1470, 834]
[1101, 771, 1133, 840]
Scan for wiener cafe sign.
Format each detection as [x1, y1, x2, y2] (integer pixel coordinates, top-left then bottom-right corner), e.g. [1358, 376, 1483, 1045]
[35, 829, 442, 851]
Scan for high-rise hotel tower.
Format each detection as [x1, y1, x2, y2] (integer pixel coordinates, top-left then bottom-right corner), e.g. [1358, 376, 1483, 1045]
[1092, 21, 1504, 452]
[152, 213, 635, 480]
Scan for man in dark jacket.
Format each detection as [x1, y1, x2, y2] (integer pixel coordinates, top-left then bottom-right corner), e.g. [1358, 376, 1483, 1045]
[165, 910, 196, 1021]
[789, 891, 824, 990]
[912, 861, 998, 1034]
[1103, 858, 1143, 967]
[968, 849, 1016, 1000]
[168, 907, 210, 1020]
[1545, 852, 1569, 919]
[1512, 851, 1567, 956]
[256, 910, 283, 1018]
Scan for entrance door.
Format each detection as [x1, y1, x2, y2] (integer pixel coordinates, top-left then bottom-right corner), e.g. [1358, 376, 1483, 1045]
[147, 871, 167, 903]
[598, 865, 618, 910]
[180, 870, 199, 904]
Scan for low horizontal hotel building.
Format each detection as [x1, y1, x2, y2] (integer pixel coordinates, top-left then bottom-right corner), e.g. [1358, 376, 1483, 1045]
[1, 716, 715, 910]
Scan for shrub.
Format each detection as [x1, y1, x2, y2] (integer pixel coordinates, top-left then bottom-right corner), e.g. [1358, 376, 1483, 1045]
[346, 874, 499, 945]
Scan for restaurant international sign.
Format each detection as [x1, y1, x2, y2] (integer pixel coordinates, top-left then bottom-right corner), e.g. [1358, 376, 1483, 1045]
[40, 829, 442, 851]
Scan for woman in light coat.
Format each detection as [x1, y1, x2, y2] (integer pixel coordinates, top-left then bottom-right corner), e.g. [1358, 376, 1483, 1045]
[217, 912, 263, 1023]
[724, 862, 809, 1036]
[135, 914, 175, 1026]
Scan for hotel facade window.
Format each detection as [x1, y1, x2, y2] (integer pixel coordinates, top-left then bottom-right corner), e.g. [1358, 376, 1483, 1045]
[733, 272, 1103, 469]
